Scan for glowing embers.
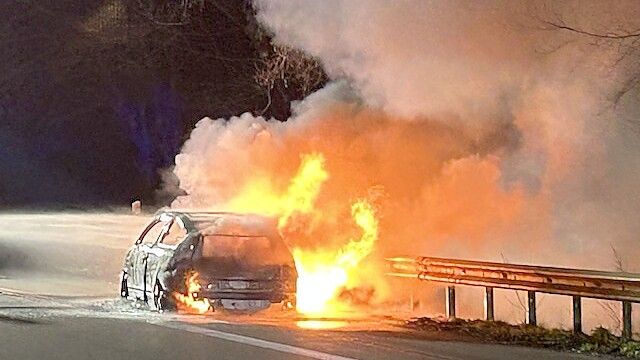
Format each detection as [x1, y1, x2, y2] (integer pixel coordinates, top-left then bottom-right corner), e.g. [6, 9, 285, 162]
[173, 271, 212, 314]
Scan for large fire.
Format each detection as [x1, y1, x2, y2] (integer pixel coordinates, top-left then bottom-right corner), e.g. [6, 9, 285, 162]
[294, 199, 378, 315]
[170, 153, 379, 315]
[227, 153, 380, 316]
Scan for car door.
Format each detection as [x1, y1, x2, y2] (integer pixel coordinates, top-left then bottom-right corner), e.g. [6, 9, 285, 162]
[132, 220, 165, 295]
[143, 219, 177, 294]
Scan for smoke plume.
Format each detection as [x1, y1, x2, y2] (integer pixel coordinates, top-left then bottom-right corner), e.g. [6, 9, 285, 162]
[170, 0, 640, 327]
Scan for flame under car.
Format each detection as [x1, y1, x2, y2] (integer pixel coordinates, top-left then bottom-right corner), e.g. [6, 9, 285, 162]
[119, 211, 297, 312]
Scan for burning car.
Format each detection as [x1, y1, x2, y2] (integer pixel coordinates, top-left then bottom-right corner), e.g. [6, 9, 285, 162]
[119, 210, 297, 312]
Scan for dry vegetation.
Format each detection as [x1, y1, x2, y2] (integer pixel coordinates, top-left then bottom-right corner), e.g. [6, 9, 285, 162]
[407, 317, 640, 358]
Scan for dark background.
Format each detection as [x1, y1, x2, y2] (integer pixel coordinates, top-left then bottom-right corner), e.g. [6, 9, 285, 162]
[0, 0, 326, 209]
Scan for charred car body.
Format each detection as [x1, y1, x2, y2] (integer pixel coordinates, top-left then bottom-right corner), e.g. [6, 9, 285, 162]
[119, 211, 297, 311]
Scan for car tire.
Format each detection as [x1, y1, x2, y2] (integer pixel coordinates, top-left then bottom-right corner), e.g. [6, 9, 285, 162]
[153, 280, 175, 312]
[119, 271, 129, 298]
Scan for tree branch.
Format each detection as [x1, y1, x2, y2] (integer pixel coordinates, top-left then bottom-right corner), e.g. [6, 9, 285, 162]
[543, 20, 640, 40]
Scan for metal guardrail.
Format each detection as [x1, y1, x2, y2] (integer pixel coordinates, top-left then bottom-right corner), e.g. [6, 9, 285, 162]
[387, 256, 640, 339]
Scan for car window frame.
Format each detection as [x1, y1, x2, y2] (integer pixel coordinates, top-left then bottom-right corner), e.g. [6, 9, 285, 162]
[136, 220, 164, 245]
[154, 217, 188, 249]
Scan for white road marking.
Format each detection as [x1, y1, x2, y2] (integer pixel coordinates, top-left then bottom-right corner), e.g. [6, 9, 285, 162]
[158, 321, 358, 360]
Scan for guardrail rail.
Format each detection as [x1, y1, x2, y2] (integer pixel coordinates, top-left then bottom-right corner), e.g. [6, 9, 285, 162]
[387, 256, 640, 338]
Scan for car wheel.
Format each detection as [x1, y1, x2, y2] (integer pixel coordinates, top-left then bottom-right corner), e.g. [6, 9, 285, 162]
[119, 271, 129, 298]
[153, 280, 175, 312]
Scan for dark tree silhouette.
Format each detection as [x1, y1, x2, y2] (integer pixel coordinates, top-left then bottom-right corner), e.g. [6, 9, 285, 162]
[0, 0, 327, 208]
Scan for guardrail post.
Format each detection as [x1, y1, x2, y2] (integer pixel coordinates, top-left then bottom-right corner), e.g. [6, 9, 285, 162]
[572, 296, 582, 334]
[484, 287, 494, 321]
[527, 291, 537, 326]
[446, 286, 456, 320]
[622, 301, 632, 339]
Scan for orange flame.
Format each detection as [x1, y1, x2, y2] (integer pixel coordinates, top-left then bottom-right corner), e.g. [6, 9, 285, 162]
[227, 153, 328, 225]
[293, 199, 378, 315]
[225, 153, 380, 316]
[173, 272, 211, 314]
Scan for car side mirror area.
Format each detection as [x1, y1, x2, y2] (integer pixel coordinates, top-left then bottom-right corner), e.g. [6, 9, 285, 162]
[190, 236, 205, 259]
[168, 237, 199, 269]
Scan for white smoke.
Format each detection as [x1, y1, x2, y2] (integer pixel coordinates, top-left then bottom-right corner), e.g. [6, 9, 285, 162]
[170, 0, 640, 330]
[251, 0, 640, 268]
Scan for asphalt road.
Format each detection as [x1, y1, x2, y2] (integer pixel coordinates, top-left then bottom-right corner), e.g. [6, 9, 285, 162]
[0, 289, 603, 360]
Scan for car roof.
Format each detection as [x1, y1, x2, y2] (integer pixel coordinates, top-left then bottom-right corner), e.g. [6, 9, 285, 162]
[158, 210, 270, 221]
[154, 210, 276, 235]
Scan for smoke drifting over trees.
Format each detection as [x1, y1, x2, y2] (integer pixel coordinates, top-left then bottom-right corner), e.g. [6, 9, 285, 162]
[170, 0, 640, 274]
[253, 0, 640, 269]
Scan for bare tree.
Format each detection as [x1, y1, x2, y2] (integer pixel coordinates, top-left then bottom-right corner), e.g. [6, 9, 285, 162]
[597, 244, 627, 333]
[254, 44, 327, 115]
[132, 0, 206, 26]
[540, 13, 640, 105]
[500, 253, 545, 324]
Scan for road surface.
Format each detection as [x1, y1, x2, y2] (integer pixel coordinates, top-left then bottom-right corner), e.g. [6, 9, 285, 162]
[0, 288, 603, 360]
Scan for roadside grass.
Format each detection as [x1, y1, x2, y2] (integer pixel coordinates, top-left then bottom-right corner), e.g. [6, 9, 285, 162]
[406, 317, 640, 358]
